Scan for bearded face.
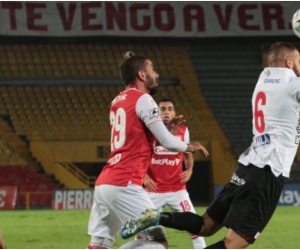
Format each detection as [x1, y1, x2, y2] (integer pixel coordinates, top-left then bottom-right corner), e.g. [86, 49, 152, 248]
[146, 74, 159, 96]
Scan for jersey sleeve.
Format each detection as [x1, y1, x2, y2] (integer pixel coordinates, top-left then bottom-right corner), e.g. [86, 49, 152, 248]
[136, 94, 161, 126]
[183, 127, 190, 144]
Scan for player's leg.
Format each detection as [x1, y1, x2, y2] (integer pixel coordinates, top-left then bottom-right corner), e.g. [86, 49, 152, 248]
[206, 164, 286, 249]
[147, 192, 166, 213]
[135, 192, 166, 239]
[167, 191, 206, 249]
[120, 167, 240, 238]
[117, 182, 168, 248]
[88, 185, 123, 249]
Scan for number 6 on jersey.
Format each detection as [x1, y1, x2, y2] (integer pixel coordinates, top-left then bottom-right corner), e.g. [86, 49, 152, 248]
[254, 91, 266, 134]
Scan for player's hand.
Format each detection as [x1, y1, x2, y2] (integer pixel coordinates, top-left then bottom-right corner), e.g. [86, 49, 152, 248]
[180, 168, 192, 183]
[143, 174, 157, 192]
[167, 115, 186, 135]
[187, 142, 209, 156]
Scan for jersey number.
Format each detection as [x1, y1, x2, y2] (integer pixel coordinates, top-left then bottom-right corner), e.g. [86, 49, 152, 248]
[254, 91, 266, 133]
[110, 108, 126, 151]
[179, 200, 191, 211]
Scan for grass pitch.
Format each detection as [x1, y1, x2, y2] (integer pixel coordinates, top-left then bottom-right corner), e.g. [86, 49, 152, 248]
[1, 206, 299, 248]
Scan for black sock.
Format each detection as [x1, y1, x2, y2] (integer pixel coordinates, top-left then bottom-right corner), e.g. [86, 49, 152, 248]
[159, 212, 204, 235]
[205, 240, 226, 249]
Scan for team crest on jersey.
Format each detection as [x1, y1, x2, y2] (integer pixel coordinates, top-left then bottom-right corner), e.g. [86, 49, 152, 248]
[154, 145, 178, 155]
[148, 98, 157, 107]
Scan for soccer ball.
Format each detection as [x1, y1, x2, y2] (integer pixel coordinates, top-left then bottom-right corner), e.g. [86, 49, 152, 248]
[292, 9, 300, 38]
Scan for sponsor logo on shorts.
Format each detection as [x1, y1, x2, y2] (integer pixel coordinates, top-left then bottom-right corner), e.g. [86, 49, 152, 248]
[151, 158, 180, 166]
[230, 173, 246, 186]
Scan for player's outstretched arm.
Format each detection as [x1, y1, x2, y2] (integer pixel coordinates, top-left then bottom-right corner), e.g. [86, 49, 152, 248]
[186, 142, 209, 156]
[167, 115, 186, 135]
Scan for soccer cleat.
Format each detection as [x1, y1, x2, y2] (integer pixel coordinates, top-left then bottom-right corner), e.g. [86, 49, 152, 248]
[120, 209, 161, 239]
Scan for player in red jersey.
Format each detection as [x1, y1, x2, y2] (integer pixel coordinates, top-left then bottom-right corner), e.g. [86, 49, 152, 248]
[87, 52, 209, 249]
[142, 98, 206, 249]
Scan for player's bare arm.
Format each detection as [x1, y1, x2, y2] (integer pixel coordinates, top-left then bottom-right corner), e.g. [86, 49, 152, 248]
[181, 153, 194, 183]
[186, 142, 209, 156]
[167, 115, 186, 135]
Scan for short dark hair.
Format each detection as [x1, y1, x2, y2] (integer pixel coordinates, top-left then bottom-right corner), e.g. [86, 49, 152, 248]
[269, 42, 298, 54]
[119, 51, 148, 85]
[157, 98, 175, 108]
[268, 42, 299, 66]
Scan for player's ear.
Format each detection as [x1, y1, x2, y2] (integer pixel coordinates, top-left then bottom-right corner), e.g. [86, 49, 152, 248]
[285, 57, 292, 69]
[137, 70, 145, 81]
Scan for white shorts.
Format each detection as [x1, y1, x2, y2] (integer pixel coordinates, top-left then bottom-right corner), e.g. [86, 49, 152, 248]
[147, 190, 196, 213]
[88, 182, 155, 242]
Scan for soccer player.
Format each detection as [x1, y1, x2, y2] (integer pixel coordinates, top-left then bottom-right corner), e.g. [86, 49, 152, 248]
[142, 98, 206, 249]
[87, 52, 209, 249]
[120, 42, 300, 249]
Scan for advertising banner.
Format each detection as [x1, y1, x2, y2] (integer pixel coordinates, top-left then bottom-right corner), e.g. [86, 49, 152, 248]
[0, 186, 17, 210]
[0, 1, 297, 37]
[278, 184, 300, 206]
[52, 189, 94, 210]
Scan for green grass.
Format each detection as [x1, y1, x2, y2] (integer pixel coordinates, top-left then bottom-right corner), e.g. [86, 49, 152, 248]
[1, 206, 299, 248]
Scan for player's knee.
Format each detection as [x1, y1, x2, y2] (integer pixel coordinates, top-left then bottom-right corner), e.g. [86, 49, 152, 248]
[223, 234, 249, 249]
[89, 236, 114, 249]
[199, 213, 223, 237]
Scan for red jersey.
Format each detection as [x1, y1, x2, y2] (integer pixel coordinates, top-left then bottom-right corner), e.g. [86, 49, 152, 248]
[147, 125, 189, 192]
[96, 88, 161, 187]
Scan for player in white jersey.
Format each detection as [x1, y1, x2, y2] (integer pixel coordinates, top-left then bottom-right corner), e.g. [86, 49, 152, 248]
[87, 52, 209, 249]
[120, 42, 300, 249]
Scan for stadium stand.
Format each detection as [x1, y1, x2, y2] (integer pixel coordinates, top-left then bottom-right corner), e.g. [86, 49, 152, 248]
[189, 40, 262, 157]
[0, 165, 58, 208]
[0, 42, 239, 191]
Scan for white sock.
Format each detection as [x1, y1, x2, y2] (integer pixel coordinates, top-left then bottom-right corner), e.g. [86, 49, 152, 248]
[190, 235, 206, 249]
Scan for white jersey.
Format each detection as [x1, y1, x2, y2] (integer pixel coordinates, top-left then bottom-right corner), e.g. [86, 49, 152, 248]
[239, 67, 300, 177]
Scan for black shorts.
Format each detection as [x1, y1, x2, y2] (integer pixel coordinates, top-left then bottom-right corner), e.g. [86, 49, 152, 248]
[206, 163, 286, 244]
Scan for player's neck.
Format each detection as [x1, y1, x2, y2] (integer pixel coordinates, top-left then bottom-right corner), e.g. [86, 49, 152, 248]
[126, 83, 148, 94]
